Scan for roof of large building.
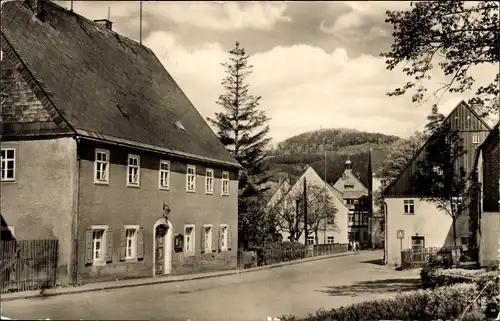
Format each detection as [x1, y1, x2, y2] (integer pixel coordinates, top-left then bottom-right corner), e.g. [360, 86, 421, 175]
[1, 0, 239, 168]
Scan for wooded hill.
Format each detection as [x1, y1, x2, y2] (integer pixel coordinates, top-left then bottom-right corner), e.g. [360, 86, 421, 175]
[266, 128, 401, 187]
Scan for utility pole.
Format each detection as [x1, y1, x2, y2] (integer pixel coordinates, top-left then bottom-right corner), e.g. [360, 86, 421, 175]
[323, 137, 327, 244]
[303, 177, 308, 246]
[139, 1, 143, 44]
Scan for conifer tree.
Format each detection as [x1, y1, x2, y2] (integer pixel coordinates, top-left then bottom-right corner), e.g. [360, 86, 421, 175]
[424, 105, 445, 138]
[207, 42, 273, 249]
[207, 42, 272, 197]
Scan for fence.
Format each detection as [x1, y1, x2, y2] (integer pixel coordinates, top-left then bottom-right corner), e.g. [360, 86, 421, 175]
[0, 239, 59, 293]
[237, 242, 349, 269]
[311, 243, 348, 257]
[401, 245, 478, 270]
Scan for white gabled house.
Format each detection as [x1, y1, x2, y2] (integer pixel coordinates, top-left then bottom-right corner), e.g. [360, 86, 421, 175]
[266, 166, 349, 245]
[383, 101, 491, 267]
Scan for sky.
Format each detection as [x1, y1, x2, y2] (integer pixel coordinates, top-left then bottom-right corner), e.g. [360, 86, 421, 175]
[58, 1, 497, 146]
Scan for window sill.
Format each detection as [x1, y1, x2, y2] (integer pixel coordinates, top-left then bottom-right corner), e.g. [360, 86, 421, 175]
[127, 184, 140, 189]
[186, 189, 196, 193]
[1, 179, 16, 183]
[92, 260, 107, 267]
[123, 257, 139, 263]
[159, 186, 170, 191]
[205, 191, 214, 195]
[94, 181, 109, 186]
[402, 213, 415, 215]
[221, 193, 229, 197]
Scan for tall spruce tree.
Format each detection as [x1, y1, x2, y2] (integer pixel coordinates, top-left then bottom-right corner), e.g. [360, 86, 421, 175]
[207, 42, 272, 248]
[207, 42, 271, 196]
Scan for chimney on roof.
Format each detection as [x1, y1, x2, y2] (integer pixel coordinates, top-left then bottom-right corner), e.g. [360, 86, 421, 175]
[94, 19, 113, 31]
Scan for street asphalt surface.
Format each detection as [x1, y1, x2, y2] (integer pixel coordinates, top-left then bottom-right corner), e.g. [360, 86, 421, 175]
[1, 250, 421, 321]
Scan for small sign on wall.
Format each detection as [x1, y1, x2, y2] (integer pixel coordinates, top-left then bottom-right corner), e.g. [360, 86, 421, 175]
[174, 234, 183, 253]
[397, 229, 404, 239]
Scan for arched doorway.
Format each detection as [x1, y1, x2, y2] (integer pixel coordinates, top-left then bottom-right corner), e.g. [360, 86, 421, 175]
[153, 218, 173, 276]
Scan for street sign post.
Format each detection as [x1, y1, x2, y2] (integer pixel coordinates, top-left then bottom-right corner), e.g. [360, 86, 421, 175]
[397, 229, 404, 253]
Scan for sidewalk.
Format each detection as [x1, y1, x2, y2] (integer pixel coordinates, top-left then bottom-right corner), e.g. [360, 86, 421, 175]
[1, 251, 358, 302]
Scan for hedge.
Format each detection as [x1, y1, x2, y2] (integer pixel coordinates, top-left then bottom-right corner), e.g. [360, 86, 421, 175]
[259, 242, 308, 265]
[280, 283, 481, 321]
[421, 267, 498, 299]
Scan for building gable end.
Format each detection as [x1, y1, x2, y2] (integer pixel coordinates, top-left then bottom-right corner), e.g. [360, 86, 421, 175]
[1, 33, 74, 138]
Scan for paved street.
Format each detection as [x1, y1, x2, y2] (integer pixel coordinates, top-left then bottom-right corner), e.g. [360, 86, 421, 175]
[1, 251, 420, 321]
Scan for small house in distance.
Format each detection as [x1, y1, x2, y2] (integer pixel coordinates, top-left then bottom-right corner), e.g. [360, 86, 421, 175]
[1, 0, 240, 285]
[266, 166, 349, 245]
[332, 158, 370, 247]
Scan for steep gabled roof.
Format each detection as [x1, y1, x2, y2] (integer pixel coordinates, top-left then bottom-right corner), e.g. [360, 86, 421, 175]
[0, 1, 240, 168]
[383, 100, 491, 197]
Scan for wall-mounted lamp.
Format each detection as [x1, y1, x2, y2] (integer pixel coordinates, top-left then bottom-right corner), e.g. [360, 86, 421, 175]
[162, 203, 171, 219]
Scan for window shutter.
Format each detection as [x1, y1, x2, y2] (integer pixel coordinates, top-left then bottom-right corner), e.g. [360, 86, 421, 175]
[227, 225, 232, 250]
[211, 228, 217, 252]
[120, 228, 126, 261]
[105, 228, 113, 262]
[137, 227, 144, 259]
[85, 230, 93, 264]
[218, 226, 222, 251]
[200, 227, 206, 253]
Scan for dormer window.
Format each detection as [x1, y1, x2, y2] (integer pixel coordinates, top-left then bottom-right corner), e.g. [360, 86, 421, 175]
[472, 134, 479, 144]
[174, 120, 186, 132]
[344, 184, 354, 189]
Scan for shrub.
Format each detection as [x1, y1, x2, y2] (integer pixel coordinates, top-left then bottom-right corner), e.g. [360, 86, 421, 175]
[280, 283, 481, 321]
[259, 242, 308, 265]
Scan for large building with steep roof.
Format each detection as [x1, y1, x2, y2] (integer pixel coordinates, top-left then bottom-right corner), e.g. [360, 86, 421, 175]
[0, 0, 241, 285]
[383, 101, 491, 266]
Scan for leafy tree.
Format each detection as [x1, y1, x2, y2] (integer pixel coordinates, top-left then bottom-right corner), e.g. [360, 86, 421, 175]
[267, 182, 338, 244]
[207, 41, 272, 197]
[382, 1, 499, 116]
[303, 184, 338, 244]
[207, 42, 272, 249]
[375, 131, 426, 185]
[411, 122, 471, 246]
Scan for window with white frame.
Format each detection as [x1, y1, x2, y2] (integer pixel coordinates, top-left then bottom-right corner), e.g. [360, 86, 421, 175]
[94, 149, 109, 184]
[125, 226, 138, 259]
[451, 196, 463, 214]
[1, 148, 15, 182]
[159, 160, 170, 190]
[221, 171, 229, 195]
[327, 236, 334, 244]
[472, 134, 480, 144]
[403, 199, 415, 214]
[220, 224, 229, 251]
[186, 165, 196, 192]
[92, 227, 107, 262]
[184, 225, 195, 254]
[348, 214, 354, 223]
[127, 154, 140, 187]
[205, 169, 214, 194]
[307, 236, 314, 245]
[204, 225, 213, 252]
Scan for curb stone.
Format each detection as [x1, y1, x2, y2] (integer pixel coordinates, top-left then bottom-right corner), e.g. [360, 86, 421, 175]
[1, 251, 359, 302]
